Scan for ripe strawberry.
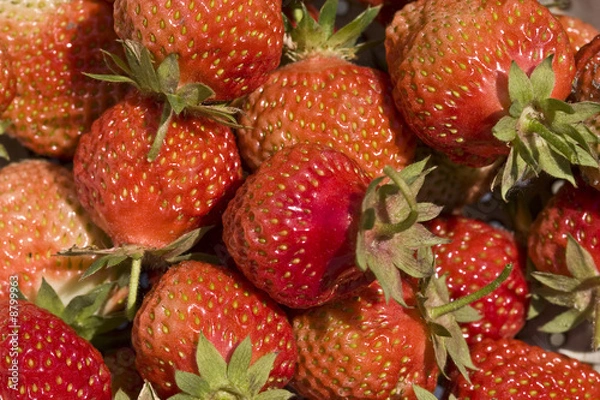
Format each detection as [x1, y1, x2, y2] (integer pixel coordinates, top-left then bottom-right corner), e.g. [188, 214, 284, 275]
[0, 299, 112, 399]
[446, 337, 600, 398]
[385, 0, 598, 198]
[0, 159, 116, 304]
[0, 45, 15, 115]
[555, 13, 600, 52]
[113, 0, 284, 101]
[0, 0, 129, 159]
[222, 142, 374, 308]
[427, 215, 529, 345]
[131, 260, 298, 399]
[527, 180, 600, 277]
[73, 90, 243, 249]
[237, 0, 416, 179]
[103, 347, 144, 399]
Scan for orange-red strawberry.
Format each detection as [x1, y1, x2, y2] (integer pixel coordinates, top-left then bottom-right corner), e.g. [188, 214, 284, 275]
[0, 45, 15, 115]
[446, 337, 600, 399]
[385, 0, 599, 198]
[555, 13, 600, 52]
[73, 91, 243, 249]
[0, 300, 112, 399]
[131, 260, 298, 399]
[113, 0, 284, 101]
[427, 215, 529, 345]
[0, 159, 116, 304]
[0, 0, 129, 159]
[237, 0, 416, 179]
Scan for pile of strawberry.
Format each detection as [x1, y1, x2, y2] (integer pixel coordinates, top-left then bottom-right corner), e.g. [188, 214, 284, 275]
[1, 0, 600, 399]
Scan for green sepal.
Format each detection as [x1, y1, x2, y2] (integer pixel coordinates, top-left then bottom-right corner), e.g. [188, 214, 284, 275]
[537, 305, 592, 334]
[413, 384, 439, 400]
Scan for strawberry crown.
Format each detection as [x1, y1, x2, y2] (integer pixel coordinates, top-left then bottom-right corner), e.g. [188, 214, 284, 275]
[283, 0, 381, 62]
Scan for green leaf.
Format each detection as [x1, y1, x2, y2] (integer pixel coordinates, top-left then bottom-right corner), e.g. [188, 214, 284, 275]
[113, 389, 131, 400]
[147, 103, 174, 162]
[413, 384, 439, 400]
[493, 115, 518, 142]
[531, 271, 581, 292]
[565, 234, 599, 280]
[538, 306, 591, 333]
[227, 336, 253, 391]
[328, 5, 381, 50]
[174, 370, 211, 397]
[508, 61, 534, 107]
[317, 0, 338, 38]
[530, 56, 555, 102]
[246, 352, 278, 395]
[35, 279, 65, 317]
[157, 54, 180, 94]
[254, 389, 296, 400]
[195, 332, 228, 387]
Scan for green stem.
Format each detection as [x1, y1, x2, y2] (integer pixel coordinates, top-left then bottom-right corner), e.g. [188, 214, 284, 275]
[375, 166, 419, 237]
[126, 257, 142, 321]
[429, 263, 514, 320]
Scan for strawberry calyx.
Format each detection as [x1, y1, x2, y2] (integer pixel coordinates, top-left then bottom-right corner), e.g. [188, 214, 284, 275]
[529, 234, 600, 350]
[492, 56, 600, 200]
[356, 157, 448, 306]
[283, 0, 381, 62]
[85, 40, 240, 161]
[59, 226, 216, 321]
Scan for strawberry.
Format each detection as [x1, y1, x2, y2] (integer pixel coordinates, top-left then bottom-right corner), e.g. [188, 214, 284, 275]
[103, 347, 144, 399]
[291, 279, 440, 399]
[446, 337, 600, 399]
[0, 299, 112, 399]
[0, 0, 129, 159]
[131, 260, 298, 399]
[0, 45, 15, 115]
[73, 90, 243, 250]
[555, 13, 600, 52]
[0, 159, 118, 305]
[385, 0, 599, 198]
[222, 142, 374, 308]
[236, 0, 417, 179]
[427, 215, 530, 345]
[113, 0, 284, 101]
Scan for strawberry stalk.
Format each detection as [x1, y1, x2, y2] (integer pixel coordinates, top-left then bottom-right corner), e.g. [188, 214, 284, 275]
[126, 257, 143, 320]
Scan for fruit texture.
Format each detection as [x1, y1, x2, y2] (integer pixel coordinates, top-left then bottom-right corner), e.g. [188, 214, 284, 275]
[0, 0, 129, 158]
[113, 0, 285, 101]
[131, 260, 298, 398]
[556, 13, 600, 52]
[222, 143, 373, 308]
[73, 91, 243, 248]
[0, 45, 15, 114]
[0, 159, 112, 303]
[0, 300, 112, 399]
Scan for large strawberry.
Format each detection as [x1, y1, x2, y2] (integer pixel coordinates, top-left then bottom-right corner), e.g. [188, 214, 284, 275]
[0, 159, 118, 305]
[385, 0, 600, 198]
[445, 337, 600, 399]
[236, 0, 416, 179]
[0, 299, 112, 399]
[0, 0, 129, 159]
[427, 215, 529, 345]
[113, 0, 284, 101]
[131, 260, 298, 399]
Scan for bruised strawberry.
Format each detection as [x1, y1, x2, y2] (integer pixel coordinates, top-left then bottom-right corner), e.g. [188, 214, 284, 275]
[222, 143, 373, 308]
[113, 0, 284, 101]
[131, 260, 297, 399]
[0, 300, 112, 399]
[73, 91, 243, 249]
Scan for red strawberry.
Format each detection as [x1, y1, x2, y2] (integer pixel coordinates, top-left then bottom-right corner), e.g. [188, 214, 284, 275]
[291, 279, 440, 399]
[0, 159, 117, 304]
[237, 0, 417, 179]
[0, 299, 112, 399]
[446, 337, 600, 399]
[73, 91, 243, 249]
[131, 260, 298, 399]
[222, 142, 373, 308]
[556, 13, 600, 52]
[0, 0, 129, 158]
[103, 347, 144, 399]
[0, 45, 15, 115]
[385, 0, 598, 198]
[113, 0, 284, 101]
[427, 215, 530, 345]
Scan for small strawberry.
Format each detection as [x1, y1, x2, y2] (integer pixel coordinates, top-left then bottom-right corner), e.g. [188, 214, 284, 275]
[237, 0, 417, 179]
[556, 13, 600, 52]
[0, 0, 129, 158]
[446, 337, 600, 399]
[427, 215, 530, 345]
[385, 0, 599, 198]
[0, 299, 112, 399]
[113, 0, 285, 101]
[131, 260, 298, 399]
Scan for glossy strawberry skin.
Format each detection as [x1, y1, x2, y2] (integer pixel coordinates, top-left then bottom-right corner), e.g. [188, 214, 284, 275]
[0, 300, 112, 399]
[385, 0, 575, 167]
[237, 56, 417, 179]
[0, 0, 128, 158]
[113, 0, 284, 101]
[528, 181, 600, 276]
[291, 280, 439, 399]
[222, 143, 374, 308]
[131, 260, 298, 399]
[427, 216, 529, 345]
[0, 45, 15, 113]
[73, 91, 243, 248]
[447, 337, 600, 399]
[0, 159, 111, 303]
[556, 14, 600, 52]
